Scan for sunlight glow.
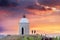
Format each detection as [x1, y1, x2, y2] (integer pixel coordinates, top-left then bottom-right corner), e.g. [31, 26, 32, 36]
[52, 7, 56, 11]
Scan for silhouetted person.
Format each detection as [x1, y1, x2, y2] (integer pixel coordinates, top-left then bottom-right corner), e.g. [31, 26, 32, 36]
[32, 30, 33, 34]
[34, 30, 36, 34]
[49, 38, 53, 40]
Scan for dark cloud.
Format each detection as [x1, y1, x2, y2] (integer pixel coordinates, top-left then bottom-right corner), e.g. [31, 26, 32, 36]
[0, 0, 17, 7]
[0, 0, 35, 18]
[26, 4, 52, 11]
[0, 0, 34, 7]
[38, 0, 60, 6]
[0, 7, 33, 18]
[19, 0, 46, 10]
[19, 0, 35, 8]
[0, 0, 54, 18]
[26, 4, 46, 11]
[0, 0, 8, 6]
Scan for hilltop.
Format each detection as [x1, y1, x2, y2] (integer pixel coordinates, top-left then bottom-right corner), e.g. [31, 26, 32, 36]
[0, 35, 52, 40]
[0, 35, 60, 40]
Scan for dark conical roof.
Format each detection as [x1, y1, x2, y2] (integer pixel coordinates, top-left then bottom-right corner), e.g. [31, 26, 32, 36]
[23, 15, 26, 18]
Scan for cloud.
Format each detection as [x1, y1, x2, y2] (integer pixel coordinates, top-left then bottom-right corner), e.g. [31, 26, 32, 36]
[26, 4, 46, 11]
[0, 0, 34, 7]
[0, 0, 17, 7]
[38, 0, 60, 6]
[0, 0, 8, 6]
[0, 7, 32, 18]
[0, 0, 59, 18]
[0, 26, 4, 32]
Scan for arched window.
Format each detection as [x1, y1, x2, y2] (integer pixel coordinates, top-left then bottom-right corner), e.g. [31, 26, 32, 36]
[22, 27, 24, 35]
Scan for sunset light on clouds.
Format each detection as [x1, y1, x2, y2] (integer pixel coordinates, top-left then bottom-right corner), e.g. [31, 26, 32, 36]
[0, 0, 60, 35]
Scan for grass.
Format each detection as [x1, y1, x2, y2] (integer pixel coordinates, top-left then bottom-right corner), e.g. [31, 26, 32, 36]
[0, 35, 60, 40]
[17, 35, 42, 40]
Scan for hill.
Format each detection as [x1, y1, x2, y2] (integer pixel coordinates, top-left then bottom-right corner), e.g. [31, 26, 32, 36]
[0, 35, 59, 40]
[0, 35, 21, 40]
[0, 35, 42, 40]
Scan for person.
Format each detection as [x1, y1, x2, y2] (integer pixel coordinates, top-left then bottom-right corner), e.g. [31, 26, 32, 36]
[32, 30, 33, 34]
[34, 30, 36, 34]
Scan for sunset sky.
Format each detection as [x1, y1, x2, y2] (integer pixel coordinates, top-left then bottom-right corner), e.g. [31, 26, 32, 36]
[0, 0, 60, 35]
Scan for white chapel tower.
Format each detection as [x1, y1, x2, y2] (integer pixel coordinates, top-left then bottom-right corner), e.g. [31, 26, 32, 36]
[19, 15, 29, 35]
